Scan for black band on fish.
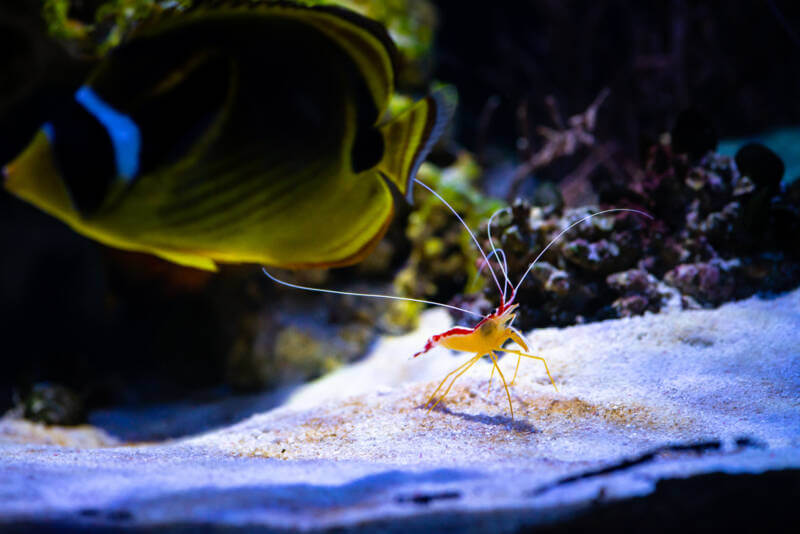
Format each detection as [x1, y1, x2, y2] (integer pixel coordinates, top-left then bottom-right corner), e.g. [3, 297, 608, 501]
[351, 127, 384, 174]
[46, 94, 117, 215]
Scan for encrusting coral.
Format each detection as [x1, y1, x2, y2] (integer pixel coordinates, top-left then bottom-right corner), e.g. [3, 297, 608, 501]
[458, 123, 800, 330]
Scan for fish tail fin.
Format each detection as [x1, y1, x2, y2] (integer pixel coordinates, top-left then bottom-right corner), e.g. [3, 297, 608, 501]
[377, 86, 456, 200]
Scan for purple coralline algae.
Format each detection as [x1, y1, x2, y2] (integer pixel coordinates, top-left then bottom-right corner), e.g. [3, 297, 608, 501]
[461, 134, 799, 330]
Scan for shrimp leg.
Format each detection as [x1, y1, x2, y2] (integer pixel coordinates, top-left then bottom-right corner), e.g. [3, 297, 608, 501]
[487, 363, 495, 395]
[426, 353, 483, 413]
[499, 348, 558, 392]
[510, 354, 522, 385]
[488, 351, 514, 419]
[424, 354, 480, 408]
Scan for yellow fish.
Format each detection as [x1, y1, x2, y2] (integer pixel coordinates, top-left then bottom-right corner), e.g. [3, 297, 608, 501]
[3, 1, 451, 271]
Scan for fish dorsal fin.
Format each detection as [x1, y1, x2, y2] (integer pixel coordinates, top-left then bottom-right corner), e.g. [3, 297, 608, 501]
[128, 1, 398, 122]
[292, 3, 398, 118]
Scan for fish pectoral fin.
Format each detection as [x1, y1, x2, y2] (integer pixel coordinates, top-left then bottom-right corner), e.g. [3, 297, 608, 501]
[152, 249, 218, 272]
[377, 86, 456, 200]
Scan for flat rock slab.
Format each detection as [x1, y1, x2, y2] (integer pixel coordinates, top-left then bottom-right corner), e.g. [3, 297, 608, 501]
[2, 290, 799, 532]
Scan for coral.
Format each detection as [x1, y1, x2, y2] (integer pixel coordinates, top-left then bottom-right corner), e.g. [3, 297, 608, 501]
[476, 204, 652, 328]
[664, 260, 738, 306]
[224, 270, 402, 390]
[462, 133, 800, 329]
[606, 269, 664, 317]
[10, 383, 86, 426]
[41, 0, 436, 77]
[43, 0, 177, 55]
[628, 139, 799, 305]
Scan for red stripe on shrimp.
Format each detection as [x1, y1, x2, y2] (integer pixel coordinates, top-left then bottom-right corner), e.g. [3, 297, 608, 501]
[413, 326, 473, 358]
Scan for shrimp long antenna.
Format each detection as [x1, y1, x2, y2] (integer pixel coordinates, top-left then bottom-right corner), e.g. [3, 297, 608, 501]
[414, 178, 504, 298]
[262, 267, 484, 318]
[513, 208, 653, 293]
[475, 248, 510, 302]
[486, 207, 512, 300]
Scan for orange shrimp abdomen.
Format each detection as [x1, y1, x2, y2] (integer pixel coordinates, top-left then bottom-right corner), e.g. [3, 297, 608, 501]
[438, 315, 508, 354]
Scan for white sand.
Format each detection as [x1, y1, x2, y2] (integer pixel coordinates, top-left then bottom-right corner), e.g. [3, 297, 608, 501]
[1, 289, 798, 531]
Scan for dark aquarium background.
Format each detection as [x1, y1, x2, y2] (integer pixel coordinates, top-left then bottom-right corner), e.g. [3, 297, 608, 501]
[1, 0, 799, 432]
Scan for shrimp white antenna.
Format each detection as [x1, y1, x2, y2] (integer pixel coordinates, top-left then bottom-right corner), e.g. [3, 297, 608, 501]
[263, 267, 484, 318]
[475, 248, 510, 302]
[513, 208, 653, 293]
[414, 178, 504, 297]
[486, 207, 511, 299]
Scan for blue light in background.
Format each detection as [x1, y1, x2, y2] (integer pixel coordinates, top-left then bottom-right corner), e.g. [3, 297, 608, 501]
[719, 126, 800, 184]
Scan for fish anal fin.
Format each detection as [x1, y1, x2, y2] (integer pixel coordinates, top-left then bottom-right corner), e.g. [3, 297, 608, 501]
[315, 200, 393, 269]
[377, 87, 456, 199]
[274, 202, 394, 271]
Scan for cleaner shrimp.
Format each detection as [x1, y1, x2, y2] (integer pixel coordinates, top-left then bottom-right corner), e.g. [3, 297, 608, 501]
[263, 178, 652, 418]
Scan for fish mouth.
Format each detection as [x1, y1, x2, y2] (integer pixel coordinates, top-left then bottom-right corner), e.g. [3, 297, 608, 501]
[0, 158, 19, 188]
[2, 162, 18, 189]
[1, 161, 12, 185]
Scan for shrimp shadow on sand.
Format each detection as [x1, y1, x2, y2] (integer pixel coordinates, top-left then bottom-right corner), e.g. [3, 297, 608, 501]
[418, 404, 539, 433]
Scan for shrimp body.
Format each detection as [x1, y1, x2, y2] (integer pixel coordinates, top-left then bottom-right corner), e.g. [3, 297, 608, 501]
[414, 304, 526, 357]
[413, 298, 557, 418]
